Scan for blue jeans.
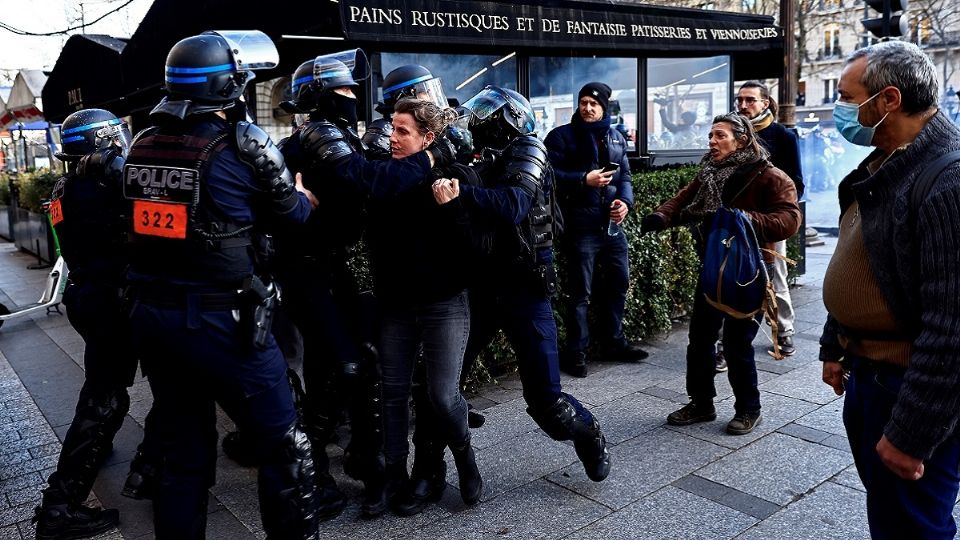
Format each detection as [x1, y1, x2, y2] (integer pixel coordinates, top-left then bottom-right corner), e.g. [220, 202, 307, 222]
[844, 357, 960, 539]
[380, 291, 470, 463]
[685, 281, 761, 414]
[563, 231, 630, 352]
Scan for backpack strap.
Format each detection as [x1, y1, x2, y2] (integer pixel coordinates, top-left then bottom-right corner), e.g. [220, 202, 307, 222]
[911, 149, 960, 214]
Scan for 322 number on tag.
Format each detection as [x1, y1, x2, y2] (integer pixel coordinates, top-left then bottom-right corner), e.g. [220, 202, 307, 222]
[133, 200, 187, 239]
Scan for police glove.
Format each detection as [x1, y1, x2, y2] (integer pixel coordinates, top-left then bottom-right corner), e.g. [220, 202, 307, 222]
[427, 137, 456, 169]
[640, 213, 666, 235]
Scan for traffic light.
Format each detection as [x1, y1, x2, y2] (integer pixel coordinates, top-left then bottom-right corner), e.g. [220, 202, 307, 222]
[863, 0, 909, 39]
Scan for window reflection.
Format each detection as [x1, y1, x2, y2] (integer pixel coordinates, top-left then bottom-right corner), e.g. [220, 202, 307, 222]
[647, 56, 730, 151]
[529, 57, 638, 151]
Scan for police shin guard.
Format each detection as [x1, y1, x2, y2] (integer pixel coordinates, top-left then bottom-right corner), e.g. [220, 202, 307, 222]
[392, 439, 447, 516]
[34, 387, 129, 539]
[258, 424, 326, 540]
[529, 396, 611, 482]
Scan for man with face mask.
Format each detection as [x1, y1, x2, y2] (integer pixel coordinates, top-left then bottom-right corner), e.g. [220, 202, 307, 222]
[820, 40, 960, 539]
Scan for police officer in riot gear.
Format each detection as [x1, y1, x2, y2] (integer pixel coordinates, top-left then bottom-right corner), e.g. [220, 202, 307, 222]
[273, 49, 383, 519]
[364, 64, 475, 165]
[433, 86, 612, 483]
[31, 109, 133, 540]
[122, 31, 322, 538]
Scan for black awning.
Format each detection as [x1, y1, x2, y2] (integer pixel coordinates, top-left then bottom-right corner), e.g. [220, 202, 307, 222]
[119, 0, 341, 116]
[41, 34, 127, 123]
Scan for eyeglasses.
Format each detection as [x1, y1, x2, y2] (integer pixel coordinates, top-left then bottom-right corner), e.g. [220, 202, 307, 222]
[735, 96, 762, 104]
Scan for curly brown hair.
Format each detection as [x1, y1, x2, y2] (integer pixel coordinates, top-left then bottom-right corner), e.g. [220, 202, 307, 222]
[393, 97, 458, 137]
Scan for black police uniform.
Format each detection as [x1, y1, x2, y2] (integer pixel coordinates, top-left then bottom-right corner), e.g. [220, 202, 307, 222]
[275, 116, 381, 516]
[457, 89, 611, 482]
[33, 112, 134, 539]
[124, 107, 319, 538]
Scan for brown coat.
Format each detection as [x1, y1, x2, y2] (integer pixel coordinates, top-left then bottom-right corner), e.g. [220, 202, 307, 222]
[654, 159, 801, 261]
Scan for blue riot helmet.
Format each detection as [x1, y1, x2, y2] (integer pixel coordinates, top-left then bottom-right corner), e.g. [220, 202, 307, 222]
[157, 30, 277, 120]
[55, 108, 132, 161]
[282, 49, 369, 114]
[381, 64, 447, 111]
[461, 86, 536, 150]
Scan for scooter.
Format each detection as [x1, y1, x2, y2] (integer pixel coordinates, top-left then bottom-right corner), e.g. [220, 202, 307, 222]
[0, 203, 69, 330]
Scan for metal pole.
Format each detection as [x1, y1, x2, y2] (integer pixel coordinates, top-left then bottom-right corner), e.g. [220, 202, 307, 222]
[779, 0, 798, 127]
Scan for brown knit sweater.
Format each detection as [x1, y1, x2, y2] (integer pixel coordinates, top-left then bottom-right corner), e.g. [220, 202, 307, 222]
[822, 200, 911, 367]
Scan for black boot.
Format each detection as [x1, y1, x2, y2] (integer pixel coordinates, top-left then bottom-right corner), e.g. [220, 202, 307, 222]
[449, 439, 482, 505]
[573, 417, 611, 482]
[529, 395, 612, 482]
[467, 403, 486, 429]
[222, 431, 258, 467]
[121, 449, 159, 500]
[392, 441, 447, 516]
[258, 424, 327, 540]
[366, 460, 409, 518]
[33, 503, 119, 540]
[560, 351, 588, 378]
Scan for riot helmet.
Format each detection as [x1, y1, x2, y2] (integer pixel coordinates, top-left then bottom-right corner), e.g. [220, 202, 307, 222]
[164, 30, 278, 106]
[461, 86, 536, 150]
[283, 49, 369, 115]
[55, 108, 132, 161]
[381, 65, 447, 111]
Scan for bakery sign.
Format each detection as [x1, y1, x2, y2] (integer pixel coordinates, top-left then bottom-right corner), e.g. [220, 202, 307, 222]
[339, 0, 781, 51]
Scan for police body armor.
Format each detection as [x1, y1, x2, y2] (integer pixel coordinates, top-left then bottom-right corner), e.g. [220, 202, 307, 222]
[123, 121, 253, 285]
[484, 134, 558, 258]
[279, 119, 363, 258]
[361, 117, 392, 161]
[51, 150, 128, 283]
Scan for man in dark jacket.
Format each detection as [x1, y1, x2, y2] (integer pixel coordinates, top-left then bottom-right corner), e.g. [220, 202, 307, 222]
[820, 41, 960, 539]
[737, 80, 804, 360]
[545, 82, 647, 378]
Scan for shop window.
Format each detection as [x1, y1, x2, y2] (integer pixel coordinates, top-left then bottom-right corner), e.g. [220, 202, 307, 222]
[647, 55, 730, 152]
[529, 56, 638, 151]
[379, 52, 518, 110]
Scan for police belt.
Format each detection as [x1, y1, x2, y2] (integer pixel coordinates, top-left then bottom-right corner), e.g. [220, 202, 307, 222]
[135, 286, 242, 311]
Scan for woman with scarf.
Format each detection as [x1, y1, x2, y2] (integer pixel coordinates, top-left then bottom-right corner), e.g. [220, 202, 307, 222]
[640, 112, 801, 435]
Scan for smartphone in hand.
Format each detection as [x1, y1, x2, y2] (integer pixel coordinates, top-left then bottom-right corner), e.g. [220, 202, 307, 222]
[600, 163, 620, 174]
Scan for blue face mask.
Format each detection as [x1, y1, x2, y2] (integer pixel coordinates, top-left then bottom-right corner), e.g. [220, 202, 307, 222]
[833, 91, 889, 146]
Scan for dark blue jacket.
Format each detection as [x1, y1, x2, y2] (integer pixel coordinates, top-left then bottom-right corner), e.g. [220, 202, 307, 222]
[545, 119, 634, 235]
[757, 121, 805, 198]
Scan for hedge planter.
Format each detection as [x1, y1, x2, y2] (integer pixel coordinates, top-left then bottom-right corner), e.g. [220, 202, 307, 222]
[12, 208, 54, 264]
[0, 205, 10, 241]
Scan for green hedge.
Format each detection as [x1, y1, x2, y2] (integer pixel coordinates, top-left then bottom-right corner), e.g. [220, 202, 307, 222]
[0, 169, 58, 213]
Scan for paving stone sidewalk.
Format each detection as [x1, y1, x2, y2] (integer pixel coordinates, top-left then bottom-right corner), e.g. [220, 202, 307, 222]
[0, 236, 949, 539]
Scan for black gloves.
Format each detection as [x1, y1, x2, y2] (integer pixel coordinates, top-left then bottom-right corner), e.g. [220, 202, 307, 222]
[427, 137, 456, 169]
[640, 213, 666, 235]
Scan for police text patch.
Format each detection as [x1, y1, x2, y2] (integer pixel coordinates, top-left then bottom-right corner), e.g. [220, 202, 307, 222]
[123, 164, 198, 204]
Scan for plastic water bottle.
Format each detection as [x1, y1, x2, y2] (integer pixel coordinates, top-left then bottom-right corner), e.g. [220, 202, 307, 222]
[607, 201, 621, 237]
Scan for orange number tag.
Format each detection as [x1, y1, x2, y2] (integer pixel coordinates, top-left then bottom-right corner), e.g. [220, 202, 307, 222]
[49, 199, 64, 226]
[133, 200, 188, 239]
